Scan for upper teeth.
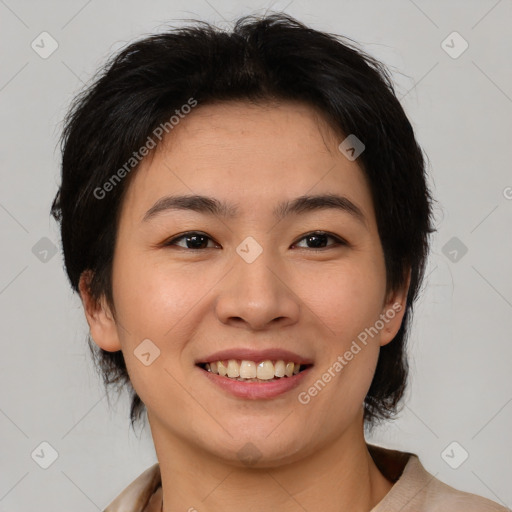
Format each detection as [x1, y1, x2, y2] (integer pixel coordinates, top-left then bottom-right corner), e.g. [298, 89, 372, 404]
[204, 360, 301, 380]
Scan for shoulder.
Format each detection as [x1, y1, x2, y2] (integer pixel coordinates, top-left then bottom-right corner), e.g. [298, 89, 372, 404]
[103, 462, 161, 512]
[368, 444, 509, 512]
[421, 472, 509, 511]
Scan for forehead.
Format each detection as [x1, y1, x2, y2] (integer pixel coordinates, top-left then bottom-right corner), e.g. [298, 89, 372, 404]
[119, 100, 375, 225]
[156, 100, 343, 162]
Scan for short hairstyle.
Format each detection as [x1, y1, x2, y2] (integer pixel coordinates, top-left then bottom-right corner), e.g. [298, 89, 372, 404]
[51, 12, 434, 432]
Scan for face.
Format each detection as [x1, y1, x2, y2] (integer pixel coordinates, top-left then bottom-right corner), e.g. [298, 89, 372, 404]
[82, 100, 407, 467]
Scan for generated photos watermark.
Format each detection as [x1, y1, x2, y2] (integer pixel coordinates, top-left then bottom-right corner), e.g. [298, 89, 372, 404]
[297, 302, 403, 405]
[93, 97, 198, 200]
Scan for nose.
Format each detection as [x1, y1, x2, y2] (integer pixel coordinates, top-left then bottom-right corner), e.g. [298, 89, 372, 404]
[214, 247, 301, 331]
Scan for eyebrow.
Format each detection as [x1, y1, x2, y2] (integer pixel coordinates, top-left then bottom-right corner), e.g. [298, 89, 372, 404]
[142, 193, 367, 226]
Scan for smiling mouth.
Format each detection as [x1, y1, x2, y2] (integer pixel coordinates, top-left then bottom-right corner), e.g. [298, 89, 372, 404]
[197, 360, 312, 382]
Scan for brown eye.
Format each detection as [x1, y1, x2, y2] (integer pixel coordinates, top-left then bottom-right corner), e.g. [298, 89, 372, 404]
[292, 231, 346, 250]
[164, 232, 218, 250]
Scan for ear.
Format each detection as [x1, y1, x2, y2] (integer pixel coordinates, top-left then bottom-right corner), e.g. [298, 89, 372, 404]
[78, 270, 122, 352]
[379, 269, 411, 347]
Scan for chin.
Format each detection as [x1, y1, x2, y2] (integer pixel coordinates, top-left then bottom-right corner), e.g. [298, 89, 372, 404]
[200, 425, 316, 469]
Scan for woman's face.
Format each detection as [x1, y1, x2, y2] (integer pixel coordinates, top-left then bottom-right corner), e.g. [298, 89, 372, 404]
[84, 100, 407, 466]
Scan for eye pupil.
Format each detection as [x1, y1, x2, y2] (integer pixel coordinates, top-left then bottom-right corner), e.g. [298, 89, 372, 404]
[186, 234, 208, 249]
[306, 233, 328, 248]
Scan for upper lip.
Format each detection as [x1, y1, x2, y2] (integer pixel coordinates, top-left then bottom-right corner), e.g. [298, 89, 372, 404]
[196, 348, 314, 365]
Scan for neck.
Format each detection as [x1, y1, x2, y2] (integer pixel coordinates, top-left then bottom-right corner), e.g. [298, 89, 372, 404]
[149, 417, 394, 512]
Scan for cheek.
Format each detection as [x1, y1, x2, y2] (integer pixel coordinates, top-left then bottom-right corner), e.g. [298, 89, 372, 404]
[293, 255, 386, 406]
[112, 249, 204, 338]
[297, 259, 386, 339]
[110, 253, 196, 410]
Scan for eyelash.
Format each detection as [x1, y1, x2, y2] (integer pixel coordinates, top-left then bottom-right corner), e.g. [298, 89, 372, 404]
[162, 231, 347, 251]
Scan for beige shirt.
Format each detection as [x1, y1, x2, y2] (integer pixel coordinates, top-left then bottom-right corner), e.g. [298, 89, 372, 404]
[103, 444, 509, 511]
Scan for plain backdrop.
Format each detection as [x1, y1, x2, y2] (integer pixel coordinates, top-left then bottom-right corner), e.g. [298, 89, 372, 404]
[1, 0, 511, 510]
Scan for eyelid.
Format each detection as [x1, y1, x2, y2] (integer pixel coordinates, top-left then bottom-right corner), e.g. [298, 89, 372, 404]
[163, 231, 219, 249]
[162, 230, 347, 250]
[291, 231, 348, 249]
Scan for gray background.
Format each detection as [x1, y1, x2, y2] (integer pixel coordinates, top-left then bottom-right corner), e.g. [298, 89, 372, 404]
[1, 0, 511, 510]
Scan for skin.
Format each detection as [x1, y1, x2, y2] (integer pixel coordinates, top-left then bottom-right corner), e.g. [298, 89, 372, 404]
[80, 100, 410, 511]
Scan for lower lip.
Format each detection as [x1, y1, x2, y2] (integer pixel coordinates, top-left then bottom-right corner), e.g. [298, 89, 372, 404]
[199, 366, 312, 399]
